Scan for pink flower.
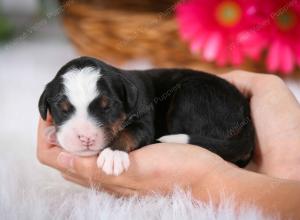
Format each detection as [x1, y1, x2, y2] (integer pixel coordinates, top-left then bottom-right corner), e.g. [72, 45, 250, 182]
[257, 0, 300, 74]
[176, 0, 264, 66]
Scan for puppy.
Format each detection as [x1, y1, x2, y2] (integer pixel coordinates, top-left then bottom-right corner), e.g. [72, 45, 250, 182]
[39, 57, 255, 176]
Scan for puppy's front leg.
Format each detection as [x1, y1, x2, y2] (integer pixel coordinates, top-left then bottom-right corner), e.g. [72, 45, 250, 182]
[97, 121, 153, 176]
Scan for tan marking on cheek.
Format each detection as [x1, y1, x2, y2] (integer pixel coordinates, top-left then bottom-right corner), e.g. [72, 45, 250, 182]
[110, 121, 123, 136]
[110, 113, 127, 136]
[106, 113, 137, 152]
[115, 131, 136, 152]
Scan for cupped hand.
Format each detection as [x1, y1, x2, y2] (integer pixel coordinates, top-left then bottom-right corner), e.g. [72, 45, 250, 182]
[37, 116, 230, 197]
[221, 71, 300, 180]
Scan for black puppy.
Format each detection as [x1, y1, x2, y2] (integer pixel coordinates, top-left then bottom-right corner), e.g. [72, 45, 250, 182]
[39, 56, 255, 176]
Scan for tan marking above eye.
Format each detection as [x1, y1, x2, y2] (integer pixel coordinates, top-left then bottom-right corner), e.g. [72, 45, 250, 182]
[99, 96, 110, 108]
[59, 100, 71, 112]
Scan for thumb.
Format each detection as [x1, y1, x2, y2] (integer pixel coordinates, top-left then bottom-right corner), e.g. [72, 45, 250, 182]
[220, 70, 257, 97]
[58, 152, 132, 186]
[57, 152, 76, 171]
[57, 152, 100, 180]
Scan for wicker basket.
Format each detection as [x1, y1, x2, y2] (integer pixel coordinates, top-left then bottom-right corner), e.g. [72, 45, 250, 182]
[60, 0, 300, 75]
[59, 0, 224, 70]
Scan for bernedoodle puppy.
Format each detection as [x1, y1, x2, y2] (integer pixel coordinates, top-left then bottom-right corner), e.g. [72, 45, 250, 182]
[39, 56, 255, 176]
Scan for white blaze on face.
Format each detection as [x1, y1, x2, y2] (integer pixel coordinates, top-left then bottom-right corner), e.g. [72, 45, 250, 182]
[56, 67, 106, 156]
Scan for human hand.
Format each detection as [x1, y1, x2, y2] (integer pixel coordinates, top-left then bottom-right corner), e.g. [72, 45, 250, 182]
[36, 73, 300, 218]
[221, 71, 300, 180]
[37, 116, 232, 197]
[37, 117, 300, 220]
[37, 70, 300, 197]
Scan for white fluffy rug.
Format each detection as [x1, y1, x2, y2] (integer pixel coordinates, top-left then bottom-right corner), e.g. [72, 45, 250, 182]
[1, 23, 299, 220]
[0, 153, 273, 220]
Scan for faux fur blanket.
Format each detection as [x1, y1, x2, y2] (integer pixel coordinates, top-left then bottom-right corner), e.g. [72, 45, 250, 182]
[0, 152, 274, 220]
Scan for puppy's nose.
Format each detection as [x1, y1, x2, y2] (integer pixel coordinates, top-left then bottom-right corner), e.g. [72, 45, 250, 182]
[78, 134, 96, 147]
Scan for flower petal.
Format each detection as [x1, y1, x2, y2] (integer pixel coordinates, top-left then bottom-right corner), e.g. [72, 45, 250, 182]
[202, 32, 222, 61]
[295, 45, 300, 66]
[190, 33, 207, 54]
[266, 40, 281, 72]
[243, 36, 266, 60]
[280, 44, 294, 74]
[230, 47, 243, 66]
[216, 44, 227, 66]
[180, 23, 202, 40]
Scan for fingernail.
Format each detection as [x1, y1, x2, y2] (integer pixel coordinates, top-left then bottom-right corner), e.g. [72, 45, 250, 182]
[57, 152, 74, 169]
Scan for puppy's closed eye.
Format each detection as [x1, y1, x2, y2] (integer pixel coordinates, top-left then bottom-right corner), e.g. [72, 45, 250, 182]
[99, 96, 110, 110]
[58, 99, 72, 113]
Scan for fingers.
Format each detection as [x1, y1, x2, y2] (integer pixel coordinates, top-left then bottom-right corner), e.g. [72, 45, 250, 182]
[61, 172, 138, 197]
[220, 70, 258, 97]
[61, 172, 91, 188]
[57, 152, 132, 187]
[70, 155, 99, 179]
[37, 114, 54, 150]
[220, 70, 287, 99]
[37, 115, 64, 170]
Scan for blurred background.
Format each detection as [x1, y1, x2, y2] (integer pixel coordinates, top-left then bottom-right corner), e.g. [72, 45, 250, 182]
[0, 0, 300, 158]
[0, 1, 299, 218]
[0, 0, 76, 157]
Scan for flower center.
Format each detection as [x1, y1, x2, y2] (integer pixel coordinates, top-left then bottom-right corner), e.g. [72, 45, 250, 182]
[215, 1, 242, 27]
[276, 11, 297, 31]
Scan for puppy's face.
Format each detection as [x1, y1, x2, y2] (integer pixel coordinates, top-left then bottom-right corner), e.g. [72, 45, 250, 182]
[39, 59, 137, 156]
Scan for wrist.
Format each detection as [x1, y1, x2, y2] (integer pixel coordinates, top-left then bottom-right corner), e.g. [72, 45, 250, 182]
[195, 166, 300, 219]
[257, 139, 300, 181]
[255, 157, 300, 181]
[191, 159, 240, 202]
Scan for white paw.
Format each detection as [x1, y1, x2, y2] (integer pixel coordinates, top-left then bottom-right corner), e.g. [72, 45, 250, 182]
[97, 148, 130, 176]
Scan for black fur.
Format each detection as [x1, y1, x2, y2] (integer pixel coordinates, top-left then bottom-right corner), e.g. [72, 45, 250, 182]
[39, 56, 255, 167]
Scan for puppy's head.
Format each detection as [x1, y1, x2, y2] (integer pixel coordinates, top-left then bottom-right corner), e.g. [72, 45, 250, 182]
[39, 57, 137, 156]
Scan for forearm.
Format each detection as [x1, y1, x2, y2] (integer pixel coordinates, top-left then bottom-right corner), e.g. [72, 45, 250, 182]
[193, 163, 300, 219]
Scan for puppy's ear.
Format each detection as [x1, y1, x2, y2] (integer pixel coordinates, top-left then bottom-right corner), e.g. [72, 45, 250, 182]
[120, 75, 138, 113]
[38, 85, 50, 120]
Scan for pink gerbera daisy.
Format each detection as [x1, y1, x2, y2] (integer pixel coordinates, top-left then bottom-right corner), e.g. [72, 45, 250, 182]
[257, 0, 300, 74]
[176, 0, 264, 66]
